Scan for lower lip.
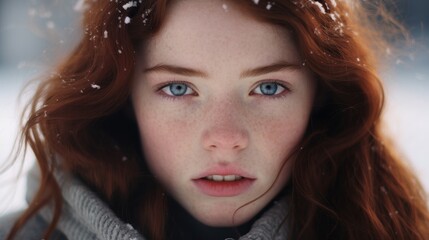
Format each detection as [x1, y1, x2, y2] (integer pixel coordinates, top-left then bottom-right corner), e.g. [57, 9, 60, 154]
[193, 178, 255, 197]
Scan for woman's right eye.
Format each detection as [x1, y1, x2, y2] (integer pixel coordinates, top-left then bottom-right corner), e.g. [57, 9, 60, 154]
[160, 83, 195, 97]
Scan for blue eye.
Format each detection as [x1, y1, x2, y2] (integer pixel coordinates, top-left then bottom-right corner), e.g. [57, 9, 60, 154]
[253, 82, 286, 96]
[161, 83, 194, 96]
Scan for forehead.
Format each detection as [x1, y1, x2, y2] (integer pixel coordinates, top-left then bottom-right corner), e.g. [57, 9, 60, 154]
[142, 0, 301, 68]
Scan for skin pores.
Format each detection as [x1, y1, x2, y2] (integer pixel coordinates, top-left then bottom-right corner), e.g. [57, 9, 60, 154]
[132, 0, 316, 227]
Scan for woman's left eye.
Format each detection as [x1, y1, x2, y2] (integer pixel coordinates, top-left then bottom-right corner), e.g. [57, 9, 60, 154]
[252, 82, 286, 96]
[160, 83, 195, 96]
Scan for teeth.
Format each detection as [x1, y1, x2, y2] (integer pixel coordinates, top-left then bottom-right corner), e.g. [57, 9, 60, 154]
[223, 175, 237, 181]
[213, 175, 224, 181]
[205, 175, 243, 182]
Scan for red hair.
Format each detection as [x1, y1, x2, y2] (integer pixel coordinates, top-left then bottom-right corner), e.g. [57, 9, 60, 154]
[7, 0, 429, 239]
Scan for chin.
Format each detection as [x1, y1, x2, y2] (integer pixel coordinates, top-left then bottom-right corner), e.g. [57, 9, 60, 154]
[190, 204, 258, 227]
[197, 215, 249, 227]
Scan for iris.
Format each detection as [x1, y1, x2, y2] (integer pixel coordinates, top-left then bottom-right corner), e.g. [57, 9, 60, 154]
[169, 83, 188, 96]
[259, 82, 279, 95]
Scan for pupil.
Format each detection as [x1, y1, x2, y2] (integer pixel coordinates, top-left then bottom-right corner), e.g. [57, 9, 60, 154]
[261, 83, 277, 95]
[170, 83, 187, 96]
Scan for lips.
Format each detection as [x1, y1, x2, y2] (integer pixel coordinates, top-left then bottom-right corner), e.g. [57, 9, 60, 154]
[193, 169, 256, 197]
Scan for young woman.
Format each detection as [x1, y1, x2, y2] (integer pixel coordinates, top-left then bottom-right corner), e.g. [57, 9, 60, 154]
[1, 0, 429, 239]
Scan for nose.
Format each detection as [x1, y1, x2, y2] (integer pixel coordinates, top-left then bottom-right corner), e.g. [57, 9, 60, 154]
[201, 98, 249, 153]
[202, 126, 249, 152]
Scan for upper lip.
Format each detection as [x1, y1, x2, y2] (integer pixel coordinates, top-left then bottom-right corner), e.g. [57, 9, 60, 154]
[192, 166, 256, 180]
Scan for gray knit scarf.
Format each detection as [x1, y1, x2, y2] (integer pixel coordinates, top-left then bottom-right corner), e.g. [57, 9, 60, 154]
[26, 167, 288, 240]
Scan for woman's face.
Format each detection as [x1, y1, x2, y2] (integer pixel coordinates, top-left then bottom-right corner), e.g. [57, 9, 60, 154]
[132, 0, 315, 227]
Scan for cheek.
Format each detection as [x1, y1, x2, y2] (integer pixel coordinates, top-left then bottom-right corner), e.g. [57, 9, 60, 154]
[250, 104, 310, 188]
[257, 117, 306, 189]
[134, 107, 194, 176]
[255, 110, 309, 158]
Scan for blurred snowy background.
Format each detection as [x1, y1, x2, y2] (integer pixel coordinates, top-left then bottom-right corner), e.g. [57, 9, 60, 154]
[0, 0, 428, 215]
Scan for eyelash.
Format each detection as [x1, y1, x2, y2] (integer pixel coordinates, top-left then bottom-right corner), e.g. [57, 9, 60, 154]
[156, 81, 197, 99]
[251, 80, 290, 98]
[156, 80, 290, 99]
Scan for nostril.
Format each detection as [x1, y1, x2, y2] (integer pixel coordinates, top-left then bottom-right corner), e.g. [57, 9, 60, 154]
[202, 128, 249, 151]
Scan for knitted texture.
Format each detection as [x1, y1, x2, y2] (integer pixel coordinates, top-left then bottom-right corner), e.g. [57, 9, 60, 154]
[26, 167, 144, 240]
[240, 199, 288, 240]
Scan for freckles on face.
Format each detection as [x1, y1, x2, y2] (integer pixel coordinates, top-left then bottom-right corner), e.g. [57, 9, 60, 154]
[133, 98, 199, 179]
[131, 0, 316, 227]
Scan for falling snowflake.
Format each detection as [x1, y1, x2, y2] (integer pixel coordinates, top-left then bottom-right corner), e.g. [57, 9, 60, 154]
[123, 1, 138, 10]
[222, 3, 228, 12]
[91, 83, 101, 90]
[74, 0, 89, 12]
[307, 0, 326, 14]
[46, 21, 55, 29]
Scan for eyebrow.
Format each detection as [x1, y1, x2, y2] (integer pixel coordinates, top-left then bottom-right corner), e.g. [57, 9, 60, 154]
[143, 61, 302, 78]
[143, 64, 208, 78]
[240, 61, 302, 78]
